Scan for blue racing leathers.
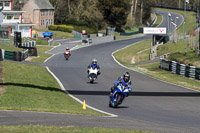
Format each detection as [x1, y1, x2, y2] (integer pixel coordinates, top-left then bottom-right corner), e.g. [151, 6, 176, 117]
[113, 77, 132, 93]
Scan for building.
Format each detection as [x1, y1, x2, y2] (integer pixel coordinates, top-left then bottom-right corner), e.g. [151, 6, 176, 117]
[0, 0, 35, 38]
[22, 0, 54, 29]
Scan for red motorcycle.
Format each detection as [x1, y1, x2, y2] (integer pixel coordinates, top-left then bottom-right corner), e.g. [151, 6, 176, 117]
[64, 50, 71, 60]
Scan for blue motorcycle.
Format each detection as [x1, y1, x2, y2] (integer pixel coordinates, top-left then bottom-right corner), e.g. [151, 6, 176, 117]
[109, 83, 129, 108]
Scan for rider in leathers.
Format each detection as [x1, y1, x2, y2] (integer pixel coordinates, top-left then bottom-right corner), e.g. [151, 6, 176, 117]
[111, 72, 132, 96]
[87, 58, 101, 76]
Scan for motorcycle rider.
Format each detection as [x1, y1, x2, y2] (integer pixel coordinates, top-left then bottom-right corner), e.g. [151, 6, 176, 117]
[111, 72, 132, 96]
[87, 58, 101, 76]
[64, 47, 71, 58]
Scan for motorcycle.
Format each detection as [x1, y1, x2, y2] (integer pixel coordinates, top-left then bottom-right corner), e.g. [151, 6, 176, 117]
[88, 67, 98, 83]
[64, 51, 70, 60]
[109, 83, 129, 108]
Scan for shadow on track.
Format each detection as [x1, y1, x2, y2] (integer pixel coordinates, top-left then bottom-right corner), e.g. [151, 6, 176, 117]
[0, 82, 63, 93]
[86, 82, 99, 84]
[67, 90, 200, 97]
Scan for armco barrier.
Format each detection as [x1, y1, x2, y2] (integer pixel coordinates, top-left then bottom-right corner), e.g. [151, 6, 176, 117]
[1, 49, 29, 61]
[160, 59, 200, 80]
[4, 50, 14, 60]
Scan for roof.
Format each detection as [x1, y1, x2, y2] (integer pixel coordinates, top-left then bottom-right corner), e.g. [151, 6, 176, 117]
[1, 23, 35, 27]
[0, 0, 12, 1]
[33, 0, 54, 10]
[2, 11, 25, 14]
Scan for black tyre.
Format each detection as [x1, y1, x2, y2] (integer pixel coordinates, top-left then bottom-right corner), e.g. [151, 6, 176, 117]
[113, 94, 121, 108]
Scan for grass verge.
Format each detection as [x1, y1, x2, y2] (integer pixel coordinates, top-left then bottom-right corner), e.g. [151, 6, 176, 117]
[128, 62, 200, 91]
[114, 40, 200, 91]
[113, 39, 151, 64]
[157, 39, 200, 67]
[0, 125, 153, 133]
[0, 61, 104, 116]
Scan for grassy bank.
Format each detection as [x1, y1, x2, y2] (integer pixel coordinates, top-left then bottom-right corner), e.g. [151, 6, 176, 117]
[113, 8, 200, 90]
[0, 61, 104, 116]
[157, 39, 200, 67]
[114, 39, 200, 91]
[0, 125, 154, 133]
[113, 40, 151, 64]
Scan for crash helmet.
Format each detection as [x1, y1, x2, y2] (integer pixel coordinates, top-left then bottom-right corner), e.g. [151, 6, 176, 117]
[123, 72, 130, 82]
[92, 58, 97, 65]
[66, 48, 69, 50]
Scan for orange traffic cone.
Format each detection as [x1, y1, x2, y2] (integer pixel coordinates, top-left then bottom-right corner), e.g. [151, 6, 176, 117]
[82, 100, 86, 110]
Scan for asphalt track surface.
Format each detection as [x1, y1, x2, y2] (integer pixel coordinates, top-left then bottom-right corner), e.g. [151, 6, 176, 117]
[1, 10, 200, 133]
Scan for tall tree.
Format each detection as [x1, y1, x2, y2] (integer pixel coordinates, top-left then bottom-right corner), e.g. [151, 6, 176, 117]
[98, 0, 130, 31]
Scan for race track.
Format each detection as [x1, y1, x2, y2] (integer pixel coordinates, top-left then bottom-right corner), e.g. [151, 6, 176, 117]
[1, 10, 200, 133]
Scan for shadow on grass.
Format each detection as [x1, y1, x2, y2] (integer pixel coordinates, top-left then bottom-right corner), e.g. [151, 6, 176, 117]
[0, 82, 63, 93]
[67, 90, 200, 97]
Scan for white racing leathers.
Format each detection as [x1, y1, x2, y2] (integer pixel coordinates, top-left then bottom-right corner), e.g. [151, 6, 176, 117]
[88, 67, 98, 83]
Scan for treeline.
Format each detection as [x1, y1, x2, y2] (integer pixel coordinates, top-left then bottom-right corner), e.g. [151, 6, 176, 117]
[49, 0, 157, 31]
[155, 0, 197, 9]
[13, 0, 199, 32]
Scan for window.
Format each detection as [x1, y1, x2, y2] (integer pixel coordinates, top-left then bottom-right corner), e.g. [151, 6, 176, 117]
[5, 2, 10, 7]
[41, 20, 43, 26]
[43, 20, 44, 25]
[46, 11, 48, 16]
[0, 3, 3, 6]
[7, 16, 12, 20]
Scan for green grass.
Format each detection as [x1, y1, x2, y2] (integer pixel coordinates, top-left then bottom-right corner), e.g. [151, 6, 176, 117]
[124, 24, 144, 33]
[0, 45, 22, 51]
[157, 39, 200, 67]
[113, 39, 151, 64]
[153, 13, 162, 27]
[113, 38, 200, 91]
[0, 62, 104, 116]
[0, 125, 153, 133]
[33, 28, 74, 39]
[128, 62, 200, 91]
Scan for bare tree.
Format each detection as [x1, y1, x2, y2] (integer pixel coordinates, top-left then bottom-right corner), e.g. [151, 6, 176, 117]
[133, 0, 137, 17]
[140, 0, 143, 24]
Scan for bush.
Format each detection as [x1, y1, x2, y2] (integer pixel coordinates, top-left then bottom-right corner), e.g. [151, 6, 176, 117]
[73, 26, 98, 34]
[48, 25, 57, 31]
[57, 25, 74, 33]
[48, 25, 74, 33]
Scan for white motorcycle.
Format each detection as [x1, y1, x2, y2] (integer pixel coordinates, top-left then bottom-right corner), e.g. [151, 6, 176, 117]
[88, 67, 98, 83]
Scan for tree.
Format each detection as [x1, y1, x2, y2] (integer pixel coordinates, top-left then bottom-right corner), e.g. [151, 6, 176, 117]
[98, 0, 130, 31]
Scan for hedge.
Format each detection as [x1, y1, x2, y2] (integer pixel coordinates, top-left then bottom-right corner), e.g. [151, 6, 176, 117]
[48, 25, 98, 34]
[48, 25, 74, 33]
